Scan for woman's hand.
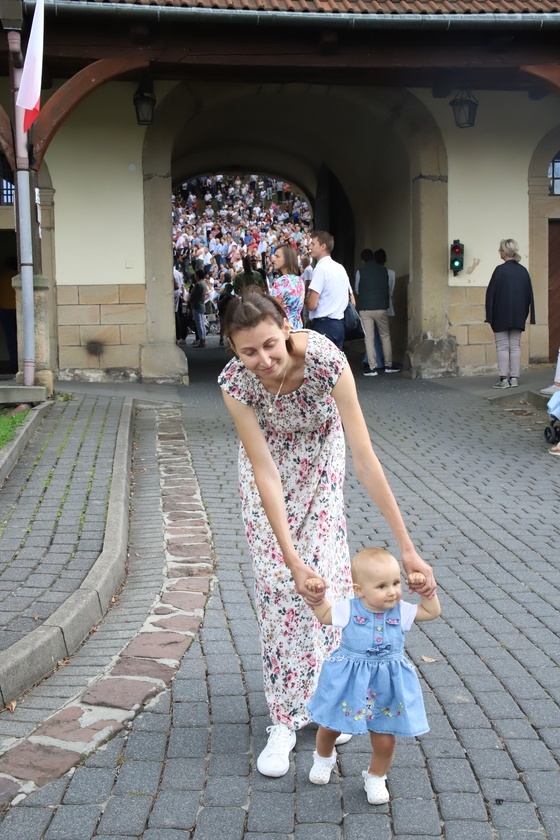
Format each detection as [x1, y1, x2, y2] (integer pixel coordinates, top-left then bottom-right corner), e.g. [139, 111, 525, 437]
[401, 549, 436, 598]
[290, 563, 329, 606]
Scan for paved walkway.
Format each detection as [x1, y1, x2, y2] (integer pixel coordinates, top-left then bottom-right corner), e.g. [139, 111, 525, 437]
[0, 340, 559, 839]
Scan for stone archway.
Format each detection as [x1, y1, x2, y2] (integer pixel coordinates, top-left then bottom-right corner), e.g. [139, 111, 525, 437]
[529, 126, 560, 363]
[142, 81, 448, 379]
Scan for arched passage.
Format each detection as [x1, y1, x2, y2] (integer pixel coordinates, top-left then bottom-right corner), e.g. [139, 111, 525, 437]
[142, 80, 448, 380]
[529, 125, 560, 362]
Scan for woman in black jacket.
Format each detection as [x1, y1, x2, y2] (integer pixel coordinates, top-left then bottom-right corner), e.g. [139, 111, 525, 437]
[485, 239, 535, 389]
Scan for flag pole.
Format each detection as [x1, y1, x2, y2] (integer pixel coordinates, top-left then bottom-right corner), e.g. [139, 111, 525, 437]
[8, 26, 35, 387]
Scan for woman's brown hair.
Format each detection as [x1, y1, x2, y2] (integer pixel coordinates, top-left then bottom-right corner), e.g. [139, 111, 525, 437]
[274, 243, 299, 276]
[224, 287, 295, 354]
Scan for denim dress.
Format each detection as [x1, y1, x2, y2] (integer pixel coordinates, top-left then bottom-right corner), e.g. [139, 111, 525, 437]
[307, 598, 429, 737]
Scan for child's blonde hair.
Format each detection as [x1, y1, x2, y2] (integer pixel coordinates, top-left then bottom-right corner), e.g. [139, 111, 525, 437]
[351, 547, 398, 586]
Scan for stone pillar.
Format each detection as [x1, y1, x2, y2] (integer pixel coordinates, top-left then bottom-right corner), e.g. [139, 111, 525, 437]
[407, 174, 457, 378]
[141, 152, 189, 384]
[12, 273, 54, 395]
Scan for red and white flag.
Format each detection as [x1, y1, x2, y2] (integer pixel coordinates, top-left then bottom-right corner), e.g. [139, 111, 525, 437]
[16, 0, 45, 133]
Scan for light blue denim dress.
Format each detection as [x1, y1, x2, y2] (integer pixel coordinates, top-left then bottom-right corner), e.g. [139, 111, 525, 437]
[307, 598, 429, 736]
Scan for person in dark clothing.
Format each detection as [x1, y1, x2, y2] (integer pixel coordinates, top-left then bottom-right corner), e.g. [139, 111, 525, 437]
[355, 249, 399, 376]
[485, 238, 536, 389]
[189, 268, 208, 348]
[233, 255, 267, 296]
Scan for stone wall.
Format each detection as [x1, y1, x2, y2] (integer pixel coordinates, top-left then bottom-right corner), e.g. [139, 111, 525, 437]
[57, 284, 146, 377]
[449, 285, 529, 375]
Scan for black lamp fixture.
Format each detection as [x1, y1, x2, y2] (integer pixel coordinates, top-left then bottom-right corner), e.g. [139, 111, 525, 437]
[450, 89, 478, 129]
[133, 77, 156, 126]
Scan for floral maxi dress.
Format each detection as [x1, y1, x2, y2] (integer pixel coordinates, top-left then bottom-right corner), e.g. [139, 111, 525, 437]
[218, 331, 353, 729]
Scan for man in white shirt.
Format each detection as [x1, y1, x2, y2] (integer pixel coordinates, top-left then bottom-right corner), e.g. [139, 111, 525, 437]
[305, 230, 354, 350]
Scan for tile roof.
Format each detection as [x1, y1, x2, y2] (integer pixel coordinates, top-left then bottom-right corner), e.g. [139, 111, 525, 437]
[79, 0, 560, 14]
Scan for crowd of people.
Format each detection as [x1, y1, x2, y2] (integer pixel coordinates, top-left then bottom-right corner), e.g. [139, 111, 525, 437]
[172, 172, 315, 347]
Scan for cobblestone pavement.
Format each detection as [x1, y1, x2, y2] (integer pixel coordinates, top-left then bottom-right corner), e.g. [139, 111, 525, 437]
[0, 345, 559, 839]
[0, 397, 121, 653]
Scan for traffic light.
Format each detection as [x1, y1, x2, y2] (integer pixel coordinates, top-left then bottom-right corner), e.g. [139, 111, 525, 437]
[450, 240, 464, 276]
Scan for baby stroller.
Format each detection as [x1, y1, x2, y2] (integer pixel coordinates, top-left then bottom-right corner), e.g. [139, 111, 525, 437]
[544, 391, 560, 444]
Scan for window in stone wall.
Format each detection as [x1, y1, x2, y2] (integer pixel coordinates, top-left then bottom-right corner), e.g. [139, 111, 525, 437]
[548, 151, 560, 195]
[0, 154, 15, 205]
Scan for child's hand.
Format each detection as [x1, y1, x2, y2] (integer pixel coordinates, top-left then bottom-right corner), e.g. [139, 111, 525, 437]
[405, 573, 426, 590]
[304, 577, 327, 595]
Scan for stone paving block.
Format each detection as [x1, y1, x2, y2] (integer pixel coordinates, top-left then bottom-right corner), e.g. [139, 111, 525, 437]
[427, 758, 479, 793]
[123, 730, 167, 762]
[487, 800, 542, 830]
[479, 778, 531, 803]
[192, 806, 246, 840]
[210, 694, 249, 724]
[209, 723, 250, 754]
[172, 700, 210, 728]
[386, 766, 435, 800]
[63, 766, 116, 805]
[342, 814, 392, 840]
[172, 678, 209, 703]
[96, 794, 152, 836]
[148, 790, 200, 830]
[81, 677, 160, 710]
[114, 759, 161, 794]
[456, 728, 503, 751]
[420, 738, 466, 759]
[443, 823, 493, 840]
[0, 806, 54, 839]
[167, 727, 208, 759]
[207, 673, 245, 696]
[203, 776, 249, 807]
[540, 806, 560, 840]
[159, 757, 206, 790]
[392, 797, 441, 836]
[467, 747, 518, 779]
[144, 831, 193, 840]
[207, 752, 252, 778]
[44, 804, 102, 840]
[133, 711, 171, 732]
[247, 791, 295, 833]
[506, 737, 558, 771]
[0, 740, 81, 787]
[294, 827, 342, 840]
[84, 735, 126, 769]
[523, 769, 560, 806]
[437, 791, 488, 821]
[295, 782, 343, 825]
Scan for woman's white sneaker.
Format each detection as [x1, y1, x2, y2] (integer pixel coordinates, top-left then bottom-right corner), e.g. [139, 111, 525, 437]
[257, 724, 296, 777]
[334, 733, 352, 746]
[309, 749, 337, 784]
[362, 771, 390, 804]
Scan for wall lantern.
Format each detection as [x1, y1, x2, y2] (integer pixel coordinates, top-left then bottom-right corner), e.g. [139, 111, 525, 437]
[450, 90, 478, 128]
[133, 78, 156, 126]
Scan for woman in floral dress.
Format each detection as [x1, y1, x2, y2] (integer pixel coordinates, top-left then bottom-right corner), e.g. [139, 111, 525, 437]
[218, 289, 435, 778]
[270, 243, 305, 329]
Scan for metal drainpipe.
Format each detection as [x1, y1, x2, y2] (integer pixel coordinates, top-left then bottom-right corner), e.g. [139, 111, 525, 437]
[7, 30, 35, 388]
[28, 3, 560, 30]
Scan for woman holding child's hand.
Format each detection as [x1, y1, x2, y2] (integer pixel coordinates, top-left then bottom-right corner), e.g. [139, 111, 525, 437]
[218, 288, 435, 779]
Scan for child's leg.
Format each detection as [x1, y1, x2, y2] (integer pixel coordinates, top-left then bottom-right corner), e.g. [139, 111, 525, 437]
[316, 725, 339, 758]
[368, 732, 396, 776]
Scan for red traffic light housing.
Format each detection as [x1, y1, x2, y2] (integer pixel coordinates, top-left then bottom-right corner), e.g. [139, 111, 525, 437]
[450, 239, 464, 276]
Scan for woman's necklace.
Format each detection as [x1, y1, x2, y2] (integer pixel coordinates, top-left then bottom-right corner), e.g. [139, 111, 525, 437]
[268, 364, 289, 415]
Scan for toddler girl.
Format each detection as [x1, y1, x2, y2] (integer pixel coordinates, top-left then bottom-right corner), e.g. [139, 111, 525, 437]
[305, 546, 440, 804]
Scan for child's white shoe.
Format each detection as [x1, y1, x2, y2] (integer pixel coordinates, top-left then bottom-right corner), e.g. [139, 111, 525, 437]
[309, 750, 337, 784]
[362, 770, 389, 804]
